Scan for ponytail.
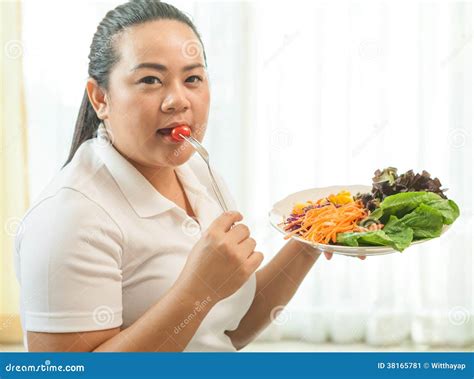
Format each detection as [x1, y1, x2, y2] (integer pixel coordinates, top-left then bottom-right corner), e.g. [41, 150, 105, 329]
[63, 90, 101, 167]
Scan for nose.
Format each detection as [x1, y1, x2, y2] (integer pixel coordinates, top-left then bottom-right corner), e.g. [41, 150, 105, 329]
[161, 81, 190, 113]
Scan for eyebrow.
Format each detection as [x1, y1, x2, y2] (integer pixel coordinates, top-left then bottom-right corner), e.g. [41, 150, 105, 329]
[130, 62, 205, 72]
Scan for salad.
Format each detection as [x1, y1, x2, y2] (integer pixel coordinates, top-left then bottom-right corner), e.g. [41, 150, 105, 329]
[280, 168, 460, 252]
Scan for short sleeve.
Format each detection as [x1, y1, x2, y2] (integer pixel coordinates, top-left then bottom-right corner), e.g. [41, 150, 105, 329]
[15, 188, 123, 333]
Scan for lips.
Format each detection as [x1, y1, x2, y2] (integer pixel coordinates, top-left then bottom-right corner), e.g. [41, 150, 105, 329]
[156, 121, 190, 135]
[156, 128, 173, 135]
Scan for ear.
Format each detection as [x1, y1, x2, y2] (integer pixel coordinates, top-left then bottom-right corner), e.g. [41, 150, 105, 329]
[86, 78, 109, 120]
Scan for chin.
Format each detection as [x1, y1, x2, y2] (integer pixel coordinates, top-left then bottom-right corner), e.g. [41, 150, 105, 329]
[163, 147, 194, 167]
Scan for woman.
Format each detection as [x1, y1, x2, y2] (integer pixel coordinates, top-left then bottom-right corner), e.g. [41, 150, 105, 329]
[14, 0, 363, 352]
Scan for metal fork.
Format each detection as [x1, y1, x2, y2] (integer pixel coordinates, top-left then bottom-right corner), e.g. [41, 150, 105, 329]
[179, 133, 229, 213]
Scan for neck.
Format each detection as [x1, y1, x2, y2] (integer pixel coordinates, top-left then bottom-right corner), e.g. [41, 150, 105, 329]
[127, 158, 179, 194]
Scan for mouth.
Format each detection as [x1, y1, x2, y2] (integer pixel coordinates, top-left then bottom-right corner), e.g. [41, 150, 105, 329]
[156, 122, 190, 143]
[156, 122, 190, 134]
[156, 127, 174, 136]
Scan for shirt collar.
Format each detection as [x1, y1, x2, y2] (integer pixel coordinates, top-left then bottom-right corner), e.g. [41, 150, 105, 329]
[175, 159, 223, 229]
[92, 124, 219, 220]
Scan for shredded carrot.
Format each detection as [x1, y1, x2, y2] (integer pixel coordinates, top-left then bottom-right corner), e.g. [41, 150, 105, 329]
[283, 200, 368, 244]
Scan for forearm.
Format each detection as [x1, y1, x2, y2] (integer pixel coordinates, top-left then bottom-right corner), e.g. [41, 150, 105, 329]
[226, 239, 321, 349]
[94, 281, 215, 352]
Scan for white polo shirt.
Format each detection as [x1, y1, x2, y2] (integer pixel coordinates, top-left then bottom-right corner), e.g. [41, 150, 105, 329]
[13, 128, 256, 352]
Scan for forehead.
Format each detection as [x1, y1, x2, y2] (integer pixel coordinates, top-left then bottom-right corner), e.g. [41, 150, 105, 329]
[116, 19, 203, 68]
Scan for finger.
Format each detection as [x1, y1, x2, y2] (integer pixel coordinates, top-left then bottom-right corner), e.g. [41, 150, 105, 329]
[247, 251, 264, 272]
[358, 255, 367, 260]
[324, 252, 333, 260]
[238, 237, 257, 257]
[210, 211, 243, 233]
[228, 224, 251, 244]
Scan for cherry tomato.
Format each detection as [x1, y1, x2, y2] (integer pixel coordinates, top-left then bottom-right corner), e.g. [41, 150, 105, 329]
[170, 125, 191, 141]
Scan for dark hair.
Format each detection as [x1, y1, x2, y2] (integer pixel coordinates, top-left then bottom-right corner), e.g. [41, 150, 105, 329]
[63, 0, 207, 167]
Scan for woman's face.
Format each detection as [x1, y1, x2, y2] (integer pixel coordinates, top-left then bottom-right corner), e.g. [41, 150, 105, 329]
[100, 20, 210, 168]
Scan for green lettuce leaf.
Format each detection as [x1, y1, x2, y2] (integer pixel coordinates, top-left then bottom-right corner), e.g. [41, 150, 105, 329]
[383, 215, 415, 250]
[335, 189, 460, 252]
[337, 230, 394, 247]
[424, 199, 460, 225]
[378, 191, 442, 220]
[399, 203, 444, 239]
[336, 216, 413, 252]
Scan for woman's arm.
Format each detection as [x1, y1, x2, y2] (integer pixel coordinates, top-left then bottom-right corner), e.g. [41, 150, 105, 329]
[28, 280, 216, 352]
[26, 211, 261, 352]
[225, 239, 322, 350]
[94, 280, 216, 352]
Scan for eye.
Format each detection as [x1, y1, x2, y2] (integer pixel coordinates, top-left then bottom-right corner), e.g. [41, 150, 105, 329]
[185, 75, 203, 84]
[139, 76, 162, 85]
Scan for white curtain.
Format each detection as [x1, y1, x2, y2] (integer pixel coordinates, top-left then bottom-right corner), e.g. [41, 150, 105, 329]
[22, 0, 472, 347]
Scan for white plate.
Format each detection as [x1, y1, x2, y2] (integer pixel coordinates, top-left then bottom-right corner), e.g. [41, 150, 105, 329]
[269, 185, 450, 257]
